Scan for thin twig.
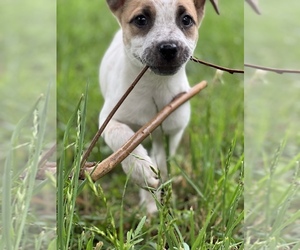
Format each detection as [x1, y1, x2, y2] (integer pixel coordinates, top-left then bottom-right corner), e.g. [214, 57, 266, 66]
[80, 66, 149, 171]
[36, 162, 57, 180]
[246, 0, 261, 15]
[245, 63, 300, 74]
[38, 143, 56, 168]
[84, 81, 207, 182]
[190, 56, 244, 74]
[26, 144, 56, 180]
[210, 0, 220, 15]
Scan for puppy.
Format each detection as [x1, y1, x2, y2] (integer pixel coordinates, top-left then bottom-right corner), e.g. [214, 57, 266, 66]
[99, 0, 216, 213]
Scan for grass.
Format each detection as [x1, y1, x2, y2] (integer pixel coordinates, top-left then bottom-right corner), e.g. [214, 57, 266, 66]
[57, 90, 244, 249]
[245, 1, 300, 248]
[0, 0, 56, 249]
[57, 0, 243, 249]
[1, 89, 56, 249]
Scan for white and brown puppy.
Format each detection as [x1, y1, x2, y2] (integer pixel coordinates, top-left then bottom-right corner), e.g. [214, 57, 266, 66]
[99, 0, 217, 213]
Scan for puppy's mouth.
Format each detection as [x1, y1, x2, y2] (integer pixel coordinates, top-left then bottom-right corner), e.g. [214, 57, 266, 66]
[139, 41, 191, 76]
[148, 64, 183, 76]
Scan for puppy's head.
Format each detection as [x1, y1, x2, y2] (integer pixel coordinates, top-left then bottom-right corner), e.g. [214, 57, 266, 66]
[106, 0, 211, 75]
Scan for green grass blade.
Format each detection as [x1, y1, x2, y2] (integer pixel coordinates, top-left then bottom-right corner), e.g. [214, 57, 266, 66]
[66, 87, 88, 247]
[222, 136, 236, 228]
[192, 203, 221, 250]
[2, 95, 42, 248]
[175, 160, 205, 200]
[15, 87, 50, 249]
[57, 95, 83, 249]
[2, 99, 38, 248]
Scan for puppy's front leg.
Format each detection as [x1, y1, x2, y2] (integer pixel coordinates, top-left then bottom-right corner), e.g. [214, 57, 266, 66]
[102, 119, 160, 188]
[140, 133, 167, 213]
[140, 130, 185, 213]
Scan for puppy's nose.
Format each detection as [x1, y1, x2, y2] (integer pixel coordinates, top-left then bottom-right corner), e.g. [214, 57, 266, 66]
[159, 43, 178, 61]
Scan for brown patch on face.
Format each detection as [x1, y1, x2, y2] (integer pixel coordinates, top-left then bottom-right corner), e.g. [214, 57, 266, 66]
[114, 0, 156, 45]
[175, 0, 205, 40]
[192, 0, 206, 19]
[178, 0, 205, 24]
[106, 0, 126, 12]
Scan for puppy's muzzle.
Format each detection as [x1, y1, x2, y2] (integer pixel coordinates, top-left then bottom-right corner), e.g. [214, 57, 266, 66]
[143, 41, 191, 76]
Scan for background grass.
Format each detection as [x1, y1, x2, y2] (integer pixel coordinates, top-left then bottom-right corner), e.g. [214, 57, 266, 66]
[245, 1, 300, 248]
[57, 0, 243, 249]
[0, 0, 56, 249]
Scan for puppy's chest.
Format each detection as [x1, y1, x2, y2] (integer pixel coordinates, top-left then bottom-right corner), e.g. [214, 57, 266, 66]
[116, 85, 186, 131]
[120, 89, 169, 123]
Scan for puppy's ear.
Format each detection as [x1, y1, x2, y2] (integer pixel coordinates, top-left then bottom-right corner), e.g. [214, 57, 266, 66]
[194, 0, 206, 18]
[106, 0, 125, 13]
[209, 0, 220, 15]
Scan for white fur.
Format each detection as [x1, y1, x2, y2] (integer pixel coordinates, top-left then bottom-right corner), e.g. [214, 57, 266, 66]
[99, 0, 202, 213]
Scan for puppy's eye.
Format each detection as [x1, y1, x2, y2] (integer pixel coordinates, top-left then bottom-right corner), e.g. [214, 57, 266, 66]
[181, 15, 194, 27]
[133, 15, 148, 27]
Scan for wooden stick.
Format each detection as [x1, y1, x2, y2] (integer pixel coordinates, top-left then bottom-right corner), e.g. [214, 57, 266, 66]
[86, 81, 207, 182]
[35, 162, 98, 180]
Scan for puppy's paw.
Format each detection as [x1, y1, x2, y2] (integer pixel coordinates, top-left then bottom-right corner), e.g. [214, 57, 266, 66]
[140, 188, 160, 214]
[122, 154, 160, 188]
